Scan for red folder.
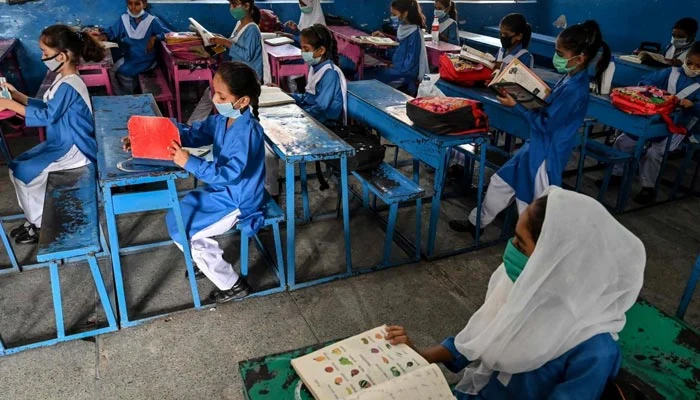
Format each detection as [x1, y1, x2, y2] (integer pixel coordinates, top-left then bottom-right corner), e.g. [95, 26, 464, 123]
[128, 116, 180, 166]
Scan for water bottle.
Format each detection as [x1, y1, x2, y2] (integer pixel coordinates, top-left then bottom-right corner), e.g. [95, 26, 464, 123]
[431, 15, 439, 44]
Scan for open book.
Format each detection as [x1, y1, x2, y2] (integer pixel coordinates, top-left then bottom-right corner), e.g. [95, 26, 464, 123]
[619, 52, 671, 67]
[260, 86, 296, 107]
[291, 326, 454, 400]
[489, 58, 551, 110]
[188, 18, 227, 56]
[265, 36, 295, 46]
[459, 45, 496, 70]
[353, 36, 399, 47]
[0, 78, 11, 99]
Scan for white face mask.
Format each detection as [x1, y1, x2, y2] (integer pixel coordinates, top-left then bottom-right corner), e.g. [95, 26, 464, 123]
[683, 62, 700, 78]
[127, 8, 146, 18]
[671, 36, 688, 48]
[42, 53, 64, 72]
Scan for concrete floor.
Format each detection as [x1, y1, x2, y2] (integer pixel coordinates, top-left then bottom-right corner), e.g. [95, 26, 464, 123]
[1, 124, 699, 399]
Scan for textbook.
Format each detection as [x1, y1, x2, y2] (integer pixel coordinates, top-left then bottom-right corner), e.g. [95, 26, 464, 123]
[459, 45, 496, 70]
[259, 86, 295, 107]
[264, 36, 295, 46]
[489, 58, 551, 110]
[188, 18, 227, 56]
[128, 116, 180, 167]
[0, 78, 10, 99]
[353, 36, 399, 47]
[291, 326, 454, 400]
[619, 52, 671, 67]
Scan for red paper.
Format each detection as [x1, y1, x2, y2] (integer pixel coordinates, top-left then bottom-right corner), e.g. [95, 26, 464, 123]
[128, 116, 180, 161]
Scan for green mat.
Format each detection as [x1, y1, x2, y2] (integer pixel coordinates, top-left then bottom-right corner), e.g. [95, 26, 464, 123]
[239, 301, 700, 400]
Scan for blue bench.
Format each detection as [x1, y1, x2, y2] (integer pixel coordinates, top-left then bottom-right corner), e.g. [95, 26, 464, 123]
[668, 133, 700, 200]
[0, 164, 117, 356]
[580, 139, 633, 212]
[352, 162, 425, 266]
[678, 255, 700, 320]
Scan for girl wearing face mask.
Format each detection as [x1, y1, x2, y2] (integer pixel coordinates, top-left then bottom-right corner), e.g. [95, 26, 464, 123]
[660, 17, 697, 67]
[494, 13, 533, 70]
[386, 187, 645, 399]
[450, 20, 611, 236]
[284, 0, 327, 41]
[609, 42, 700, 205]
[161, 62, 265, 304]
[433, 0, 458, 46]
[0, 25, 104, 245]
[94, 0, 170, 95]
[367, 0, 430, 95]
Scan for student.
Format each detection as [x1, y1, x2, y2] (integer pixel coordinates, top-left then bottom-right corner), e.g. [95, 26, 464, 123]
[450, 20, 611, 236]
[367, 0, 430, 94]
[0, 25, 103, 244]
[661, 17, 697, 66]
[125, 62, 265, 303]
[494, 13, 533, 70]
[433, 0, 459, 46]
[609, 42, 700, 205]
[387, 187, 645, 399]
[97, 0, 170, 95]
[292, 24, 347, 126]
[284, 0, 327, 38]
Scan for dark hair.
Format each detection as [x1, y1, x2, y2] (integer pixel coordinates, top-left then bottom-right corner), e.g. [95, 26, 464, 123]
[674, 17, 698, 39]
[435, 0, 457, 21]
[126, 0, 149, 8]
[40, 24, 105, 65]
[230, 0, 261, 24]
[528, 195, 548, 244]
[689, 41, 700, 57]
[301, 24, 339, 65]
[501, 13, 532, 49]
[558, 20, 611, 95]
[216, 61, 262, 119]
[391, 0, 425, 28]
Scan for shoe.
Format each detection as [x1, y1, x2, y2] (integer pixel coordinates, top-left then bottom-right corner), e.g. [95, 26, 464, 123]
[209, 278, 251, 304]
[15, 225, 39, 245]
[10, 222, 29, 238]
[633, 188, 656, 205]
[594, 175, 623, 189]
[185, 266, 206, 280]
[449, 219, 480, 239]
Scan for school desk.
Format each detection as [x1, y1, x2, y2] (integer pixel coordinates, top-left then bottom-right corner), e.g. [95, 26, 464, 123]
[425, 41, 461, 70]
[78, 49, 114, 95]
[328, 25, 393, 79]
[458, 31, 500, 53]
[93, 94, 202, 328]
[0, 38, 27, 92]
[611, 54, 665, 87]
[258, 104, 354, 290]
[484, 25, 556, 61]
[160, 41, 215, 122]
[264, 43, 307, 86]
[347, 80, 489, 257]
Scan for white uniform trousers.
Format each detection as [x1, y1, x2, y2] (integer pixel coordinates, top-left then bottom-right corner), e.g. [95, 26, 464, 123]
[612, 133, 685, 188]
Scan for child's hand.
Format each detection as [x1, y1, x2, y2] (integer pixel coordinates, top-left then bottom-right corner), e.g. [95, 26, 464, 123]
[0, 99, 13, 112]
[372, 31, 385, 38]
[210, 37, 232, 48]
[284, 21, 298, 31]
[1, 81, 17, 93]
[384, 326, 417, 350]
[121, 137, 131, 152]
[497, 92, 517, 108]
[147, 36, 157, 53]
[680, 99, 694, 109]
[168, 140, 190, 168]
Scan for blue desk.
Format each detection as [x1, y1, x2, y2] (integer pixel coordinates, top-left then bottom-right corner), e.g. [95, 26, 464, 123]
[484, 26, 555, 65]
[458, 31, 500, 53]
[347, 80, 489, 257]
[611, 54, 664, 87]
[94, 94, 202, 328]
[258, 104, 354, 290]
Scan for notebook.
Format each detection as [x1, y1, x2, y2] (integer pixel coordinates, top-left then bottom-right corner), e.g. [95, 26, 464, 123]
[489, 58, 551, 110]
[128, 116, 181, 167]
[265, 36, 295, 46]
[353, 36, 399, 47]
[291, 326, 454, 400]
[0, 78, 11, 99]
[620, 52, 671, 67]
[260, 86, 296, 107]
[459, 45, 497, 70]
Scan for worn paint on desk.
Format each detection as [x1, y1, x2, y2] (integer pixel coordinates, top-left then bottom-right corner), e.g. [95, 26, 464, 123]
[258, 104, 354, 161]
[355, 162, 425, 202]
[37, 164, 100, 262]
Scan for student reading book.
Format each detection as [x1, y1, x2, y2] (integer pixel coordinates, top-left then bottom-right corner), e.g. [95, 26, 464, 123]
[489, 58, 551, 110]
[188, 18, 227, 56]
[291, 326, 454, 400]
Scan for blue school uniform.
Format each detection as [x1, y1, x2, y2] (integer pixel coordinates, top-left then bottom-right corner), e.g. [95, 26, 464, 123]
[165, 110, 266, 241]
[438, 15, 459, 46]
[496, 43, 533, 68]
[389, 25, 423, 80]
[105, 12, 170, 77]
[292, 60, 345, 124]
[441, 333, 621, 399]
[229, 22, 265, 83]
[9, 75, 96, 184]
[640, 66, 700, 132]
[495, 69, 589, 205]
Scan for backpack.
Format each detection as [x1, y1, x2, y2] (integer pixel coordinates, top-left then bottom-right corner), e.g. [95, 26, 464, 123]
[610, 86, 686, 136]
[259, 9, 283, 33]
[439, 54, 493, 87]
[406, 97, 489, 135]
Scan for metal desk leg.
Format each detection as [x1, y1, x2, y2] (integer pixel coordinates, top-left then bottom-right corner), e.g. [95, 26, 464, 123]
[49, 262, 65, 339]
[300, 163, 311, 222]
[413, 159, 422, 261]
[167, 180, 201, 309]
[87, 255, 118, 330]
[340, 156, 352, 273]
[102, 186, 130, 327]
[427, 148, 449, 256]
[620, 138, 648, 212]
[285, 162, 296, 287]
[474, 138, 487, 245]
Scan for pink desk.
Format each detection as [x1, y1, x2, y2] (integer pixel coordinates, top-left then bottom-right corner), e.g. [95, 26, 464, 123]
[328, 26, 393, 79]
[425, 41, 461, 70]
[265, 43, 307, 85]
[78, 50, 114, 95]
[160, 41, 215, 122]
[0, 39, 26, 92]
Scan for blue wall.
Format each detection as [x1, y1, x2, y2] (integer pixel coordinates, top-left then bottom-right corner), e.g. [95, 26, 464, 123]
[540, 0, 700, 53]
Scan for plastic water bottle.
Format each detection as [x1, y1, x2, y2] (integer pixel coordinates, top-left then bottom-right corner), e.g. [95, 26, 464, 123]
[431, 15, 439, 44]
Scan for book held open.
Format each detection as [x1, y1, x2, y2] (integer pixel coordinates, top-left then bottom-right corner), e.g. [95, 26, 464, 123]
[619, 52, 671, 67]
[459, 45, 496, 70]
[352, 36, 399, 47]
[489, 58, 551, 110]
[188, 18, 227, 56]
[260, 86, 296, 107]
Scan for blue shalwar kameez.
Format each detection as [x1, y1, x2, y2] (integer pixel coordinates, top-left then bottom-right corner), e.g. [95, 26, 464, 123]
[291, 59, 347, 125]
[496, 43, 534, 68]
[438, 14, 459, 46]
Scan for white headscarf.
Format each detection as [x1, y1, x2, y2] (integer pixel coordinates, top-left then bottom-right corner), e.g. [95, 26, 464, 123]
[454, 187, 646, 395]
[299, 0, 326, 30]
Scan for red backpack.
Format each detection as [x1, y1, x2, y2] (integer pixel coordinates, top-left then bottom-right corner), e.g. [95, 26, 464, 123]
[438, 54, 493, 87]
[406, 97, 489, 135]
[610, 86, 686, 135]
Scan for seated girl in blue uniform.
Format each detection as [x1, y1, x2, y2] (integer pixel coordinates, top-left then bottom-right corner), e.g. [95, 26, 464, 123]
[284, 0, 327, 43]
[386, 187, 646, 400]
[366, 0, 429, 95]
[293, 24, 347, 127]
[494, 13, 533, 70]
[96, 0, 170, 95]
[450, 20, 611, 236]
[0, 25, 103, 244]
[609, 42, 700, 205]
[657, 17, 697, 67]
[433, 0, 459, 46]
[166, 62, 266, 303]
